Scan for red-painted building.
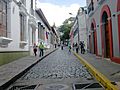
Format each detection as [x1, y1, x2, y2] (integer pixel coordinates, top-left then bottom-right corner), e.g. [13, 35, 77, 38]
[87, 0, 120, 64]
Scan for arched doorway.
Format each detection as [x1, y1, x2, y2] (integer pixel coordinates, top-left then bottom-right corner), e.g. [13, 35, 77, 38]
[100, 5, 113, 59]
[89, 35, 92, 53]
[102, 12, 110, 58]
[90, 19, 98, 55]
[91, 23, 95, 54]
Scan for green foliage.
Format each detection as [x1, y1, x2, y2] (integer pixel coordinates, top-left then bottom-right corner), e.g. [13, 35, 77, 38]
[59, 17, 74, 41]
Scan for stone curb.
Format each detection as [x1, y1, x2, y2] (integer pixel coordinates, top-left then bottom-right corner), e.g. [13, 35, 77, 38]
[0, 48, 58, 90]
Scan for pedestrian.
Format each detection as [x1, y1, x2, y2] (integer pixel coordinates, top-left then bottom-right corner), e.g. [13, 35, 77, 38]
[68, 44, 71, 54]
[73, 43, 75, 51]
[39, 42, 44, 57]
[61, 43, 63, 50]
[54, 44, 57, 48]
[33, 43, 37, 56]
[75, 43, 79, 53]
[80, 41, 85, 54]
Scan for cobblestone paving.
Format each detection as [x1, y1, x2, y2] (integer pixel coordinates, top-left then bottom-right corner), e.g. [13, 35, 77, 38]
[20, 48, 91, 80]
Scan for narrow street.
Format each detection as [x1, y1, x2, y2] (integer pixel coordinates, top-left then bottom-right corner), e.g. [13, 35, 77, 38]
[21, 47, 91, 79]
[7, 47, 103, 90]
[0, 0, 120, 90]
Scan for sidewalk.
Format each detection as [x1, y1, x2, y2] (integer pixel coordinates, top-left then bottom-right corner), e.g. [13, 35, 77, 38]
[0, 48, 57, 90]
[78, 52, 120, 87]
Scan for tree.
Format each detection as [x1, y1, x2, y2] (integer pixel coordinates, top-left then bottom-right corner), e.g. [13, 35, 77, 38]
[59, 17, 75, 42]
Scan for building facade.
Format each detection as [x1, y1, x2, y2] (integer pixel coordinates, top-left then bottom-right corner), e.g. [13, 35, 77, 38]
[87, 0, 120, 64]
[35, 9, 51, 49]
[0, 0, 37, 65]
[70, 18, 78, 47]
[70, 8, 87, 50]
[0, 0, 56, 65]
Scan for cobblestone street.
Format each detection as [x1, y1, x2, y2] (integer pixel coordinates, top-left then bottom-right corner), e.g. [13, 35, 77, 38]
[6, 48, 105, 90]
[1, 0, 120, 89]
[20, 47, 91, 80]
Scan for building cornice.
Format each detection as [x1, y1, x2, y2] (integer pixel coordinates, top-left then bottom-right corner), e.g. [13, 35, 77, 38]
[36, 9, 51, 30]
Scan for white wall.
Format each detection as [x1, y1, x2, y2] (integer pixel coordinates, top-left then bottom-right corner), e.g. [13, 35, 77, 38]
[0, 1, 26, 51]
[78, 12, 87, 50]
[35, 10, 51, 46]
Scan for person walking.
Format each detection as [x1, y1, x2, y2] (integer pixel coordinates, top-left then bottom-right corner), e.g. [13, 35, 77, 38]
[75, 43, 79, 53]
[68, 44, 71, 54]
[80, 41, 85, 54]
[33, 43, 37, 56]
[61, 43, 63, 50]
[39, 42, 44, 57]
[73, 43, 75, 51]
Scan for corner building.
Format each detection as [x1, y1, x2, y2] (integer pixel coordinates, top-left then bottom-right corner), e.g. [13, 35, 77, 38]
[0, 0, 37, 65]
[87, 0, 120, 64]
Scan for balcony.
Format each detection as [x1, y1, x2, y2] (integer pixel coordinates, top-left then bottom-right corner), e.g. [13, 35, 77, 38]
[88, 2, 94, 16]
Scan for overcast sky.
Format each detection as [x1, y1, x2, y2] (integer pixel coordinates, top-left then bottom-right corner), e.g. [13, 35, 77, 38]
[36, 0, 86, 26]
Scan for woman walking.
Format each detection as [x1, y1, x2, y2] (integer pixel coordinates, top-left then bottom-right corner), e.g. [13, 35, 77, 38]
[33, 43, 37, 56]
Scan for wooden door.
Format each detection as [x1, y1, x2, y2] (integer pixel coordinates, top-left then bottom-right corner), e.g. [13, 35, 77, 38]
[105, 22, 110, 58]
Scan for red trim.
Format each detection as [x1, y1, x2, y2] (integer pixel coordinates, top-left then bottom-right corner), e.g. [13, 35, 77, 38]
[118, 15, 120, 54]
[117, 0, 120, 11]
[113, 0, 120, 64]
[117, 0, 120, 55]
[100, 5, 113, 60]
[89, 35, 92, 53]
[91, 19, 98, 56]
[90, 24, 93, 54]
[111, 57, 120, 64]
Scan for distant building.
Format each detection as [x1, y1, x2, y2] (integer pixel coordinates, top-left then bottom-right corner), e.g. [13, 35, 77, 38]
[70, 18, 78, 46]
[70, 8, 87, 50]
[86, 0, 120, 64]
[51, 24, 60, 47]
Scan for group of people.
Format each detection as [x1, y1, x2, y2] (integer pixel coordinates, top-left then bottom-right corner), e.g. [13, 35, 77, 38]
[60, 41, 85, 54]
[79, 41, 85, 54]
[33, 42, 45, 57]
[73, 41, 85, 54]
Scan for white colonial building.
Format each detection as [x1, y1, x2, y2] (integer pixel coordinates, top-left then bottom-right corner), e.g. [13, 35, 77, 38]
[35, 9, 51, 49]
[0, 0, 37, 65]
[0, 0, 55, 65]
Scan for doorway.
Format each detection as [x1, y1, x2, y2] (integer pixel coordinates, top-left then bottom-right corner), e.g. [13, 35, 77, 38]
[91, 23, 95, 54]
[102, 12, 110, 58]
